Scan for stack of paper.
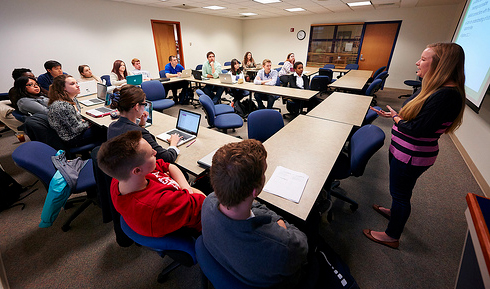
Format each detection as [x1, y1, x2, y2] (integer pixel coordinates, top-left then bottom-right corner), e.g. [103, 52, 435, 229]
[263, 166, 309, 203]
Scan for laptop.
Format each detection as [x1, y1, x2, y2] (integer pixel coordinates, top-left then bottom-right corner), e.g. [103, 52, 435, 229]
[156, 109, 201, 146]
[85, 84, 117, 117]
[197, 148, 219, 168]
[78, 80, 97, 97]
[219, 73, 236, 84]
[192, 69, 209, 80]
[80, 82, 107, 106]
[126, 74, 143, 85]
[136, 100, 153, 127]
[179, 69, 192, 78]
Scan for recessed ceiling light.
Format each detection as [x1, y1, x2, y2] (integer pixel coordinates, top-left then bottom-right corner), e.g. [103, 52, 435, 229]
[285, 8, 306, 12]
[240, 12, 258, 16]
[203, 5, 226, 10]
[346, 1, 372, 7]
[253, 0, 282, 4]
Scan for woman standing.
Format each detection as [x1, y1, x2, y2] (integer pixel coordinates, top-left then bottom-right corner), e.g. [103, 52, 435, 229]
[48, 75, 104, 147]
[13, 76, 49, 115]
[78, 65, 101, 83]
[278, 53, 295, 77]
[107, 85, 181, 163]
[364, 43, 466, 249]
[110, 60, 132, 87]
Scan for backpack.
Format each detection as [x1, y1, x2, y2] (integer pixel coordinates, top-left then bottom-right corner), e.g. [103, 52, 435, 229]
[234, 98, 257, 118]
[0, 167, 37, 212]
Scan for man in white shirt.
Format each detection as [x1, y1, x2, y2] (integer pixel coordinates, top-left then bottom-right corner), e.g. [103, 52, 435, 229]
[131, 58, 151, 81]
[253, 59, 279, 109]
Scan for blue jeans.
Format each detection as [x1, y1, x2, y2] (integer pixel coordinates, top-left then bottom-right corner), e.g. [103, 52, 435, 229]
[254, 92, 279, 109]
[203, 85, 225, 104]
[385, 154, 430, 239]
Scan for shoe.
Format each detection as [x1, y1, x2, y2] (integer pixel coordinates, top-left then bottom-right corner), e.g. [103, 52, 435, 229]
[373, 204, 390, 220]
[363, 229, 399, 249]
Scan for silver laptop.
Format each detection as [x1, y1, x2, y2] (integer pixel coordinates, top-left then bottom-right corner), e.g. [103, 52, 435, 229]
[197, 148, 219, 168]
[219, 73, 236, 84]
[85, 84, 116, 117]
[157, 109, 201, 146]
[80, 81, 105, 106]
[179, 69, 192, 78]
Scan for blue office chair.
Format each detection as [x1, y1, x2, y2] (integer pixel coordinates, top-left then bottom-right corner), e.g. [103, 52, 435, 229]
[275, 67, 281, 73]
[221, 69, 228, 74]
[365, 79, 383, 97]
[196, 236, 257, 289]
[318, 68, 334, 82]
[372, 66, 386, 80]
[159, 70, 166, 78]
[196, 64, 203, 71]
[141, 80, 175, 111]
[363, 106, 381, 126]
[345, 64, 359, 70]
[374, 71, 389, 90]
[323, 64, 335, 69]
[120, 216, 197, 283]
[0, 92, 9, 100]
[278, 62, 284, 65]
[224, 61, 231, 66]
[247, 109, 284, 142]
[101, 74, 111, 86]
[310, 75, 330, 94]
[196, 89, 234, 115]
[12, 110, 28, 123]
[399, 76, 422, 98]
[321, 125, 385, 213]
[12, 141, 97, 231]
[199, 93, 243, 133]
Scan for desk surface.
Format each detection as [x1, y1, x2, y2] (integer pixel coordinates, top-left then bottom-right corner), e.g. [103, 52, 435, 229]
[307, 92, 373, 126]
[259, 115, 353, 220]
[192, 78, 318, 100]
[78, 94, 239, 176]
[329, 70, 373, 91]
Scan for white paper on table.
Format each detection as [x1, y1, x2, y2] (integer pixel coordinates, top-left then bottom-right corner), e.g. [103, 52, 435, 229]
[263, 166, 309, 203]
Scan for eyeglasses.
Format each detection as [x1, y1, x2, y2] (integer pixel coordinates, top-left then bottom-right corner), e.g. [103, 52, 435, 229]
[132, 101, 148, 108]
[26, 83, 39, 87]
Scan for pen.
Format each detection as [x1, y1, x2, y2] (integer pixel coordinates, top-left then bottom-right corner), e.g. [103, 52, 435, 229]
[186, 140, 196, 147]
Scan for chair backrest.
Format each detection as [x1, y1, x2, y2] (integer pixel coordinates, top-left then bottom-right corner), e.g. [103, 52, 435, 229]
[199, 94, 217, 126]
[195, 89, 205, 97]
[365, 79, 383, 96]
[372, 66, 386, 79]
[224, 61, 231, 66]
[0, 92, 9, 100]
[275, 67, 281, 72]
[195, 236, 255, 289]
[278, 62, 284, 65]
[375, 71, 388, 81]
[12, 141, 57, 189]
[196, 64, 203, 70]
[345, 64, 359, 70]
[222, 69, 228, 74]
[363, 106, 381, 126]
[349, 124, 385, 177]
[121, 216, 197, 266]
[101, 75, 111, 86]
[247, 109, 284, 142]
[12, 110, 27, 123]
[141, 80, 166, 101]
[323, 64, 335, 69]
[159, 70, 166, 78]
[310, 75, 330, 92]
[24, 113, 66, 151]
[318, 68, 333, 80]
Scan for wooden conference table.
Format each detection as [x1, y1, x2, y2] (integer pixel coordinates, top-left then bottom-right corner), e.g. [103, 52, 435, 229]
[328, 69, 373, 91]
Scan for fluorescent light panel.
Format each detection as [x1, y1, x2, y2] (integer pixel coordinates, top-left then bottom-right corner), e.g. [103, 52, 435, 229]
[253, 0, 282, 4]
[240, 12, 258, 16]
[346, 1, 372, 7]
[203, 5, 226, 10]
[285, 8, 305, 12]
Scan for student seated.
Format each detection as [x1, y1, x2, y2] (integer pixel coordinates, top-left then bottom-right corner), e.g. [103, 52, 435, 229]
[164, 55, 189, 103]
[253, 59, 279, 109]
[130, 58, 151, 81]
[282, 61, 322, 113]
[110, 60, 133, 87]
[202, 139, 308, 288]
[107, 85, 181, 163]
[8, 68, 41, 110]
[227, 58, 249, 103]
[202, 51, 225, 104]
[13, 76, 49, 115]
[38, 60, 65, 91]
[97, 130, 206, 237]
[242, 51, 256, 82]
[278, 53, 295, 77]
[78, 65, 101, 83]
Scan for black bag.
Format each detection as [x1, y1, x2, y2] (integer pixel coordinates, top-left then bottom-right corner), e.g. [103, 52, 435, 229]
[234, 98, 257, 117]
[0, 167, 34, 212]
[179, 88, 194, 105]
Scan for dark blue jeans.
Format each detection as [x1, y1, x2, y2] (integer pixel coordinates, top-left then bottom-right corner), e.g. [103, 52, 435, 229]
[385, 154, 430, 239]
[254, 92, 279, 109]
[203, 85, 225, 104]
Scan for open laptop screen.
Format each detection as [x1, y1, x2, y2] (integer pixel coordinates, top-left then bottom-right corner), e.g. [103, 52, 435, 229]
[176, 109, 201, 134]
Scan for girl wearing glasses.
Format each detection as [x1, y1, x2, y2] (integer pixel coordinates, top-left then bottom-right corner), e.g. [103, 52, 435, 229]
[107, 85, 180, 163]
[13, 76, 49, 115]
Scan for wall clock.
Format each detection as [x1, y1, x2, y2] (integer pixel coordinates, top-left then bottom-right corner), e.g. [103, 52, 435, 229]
[297, 30, 306, 40]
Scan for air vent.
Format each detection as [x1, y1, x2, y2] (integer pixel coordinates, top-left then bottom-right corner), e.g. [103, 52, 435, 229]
[378, 2, 395, 6]
[172, 4, 197, 10]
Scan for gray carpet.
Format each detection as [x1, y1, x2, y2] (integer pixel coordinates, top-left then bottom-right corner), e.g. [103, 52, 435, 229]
[0, 88, 484, 288]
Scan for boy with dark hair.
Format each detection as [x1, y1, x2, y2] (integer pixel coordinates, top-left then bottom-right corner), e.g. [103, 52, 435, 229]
[38, 60, 64, 91]
[97, 130, 205, 237]
[164, 55, 188, 103]
[201, 139, 308, 288]
[201, 51, 225, 104]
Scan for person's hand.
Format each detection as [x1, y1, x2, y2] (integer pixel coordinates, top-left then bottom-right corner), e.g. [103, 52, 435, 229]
[370, 106, 391, 118]
[177, 72, 182, 77]
[386, 105, 399, 118]
[168, 133, 182, 147]
[189, 187, 206, 196]
[277, 219, 287, 229]
[210, 61, 215, 68]
[139, 111, 149, 126]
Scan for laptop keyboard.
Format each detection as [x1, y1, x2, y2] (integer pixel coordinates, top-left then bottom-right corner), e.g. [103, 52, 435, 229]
[167, 129, 193, 140]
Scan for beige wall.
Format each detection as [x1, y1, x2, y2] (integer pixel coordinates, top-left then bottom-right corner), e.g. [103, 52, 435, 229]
[0, 0, 242, 91]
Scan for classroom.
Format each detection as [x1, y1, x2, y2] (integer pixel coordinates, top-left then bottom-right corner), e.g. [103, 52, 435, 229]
[1, 0, 489, 288]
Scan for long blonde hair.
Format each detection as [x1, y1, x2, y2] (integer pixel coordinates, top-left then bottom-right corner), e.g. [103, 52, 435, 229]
[399, 43, 466, 133]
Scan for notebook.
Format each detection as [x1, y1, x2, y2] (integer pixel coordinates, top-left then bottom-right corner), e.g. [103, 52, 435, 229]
[219, 73, 236, 84]
[192, 69, 209, 80]
[80, 82, 108, 106]
[156, 109, 201, 146]
[78, 80, 98, 97]
[126, 74, 143, 86]
[179, 69, 192, 78]
[85, 84, 116, 117]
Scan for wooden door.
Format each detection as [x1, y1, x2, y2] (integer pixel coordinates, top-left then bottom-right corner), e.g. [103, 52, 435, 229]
[151, 21, 184, 71]
[358, 22, 400, 75]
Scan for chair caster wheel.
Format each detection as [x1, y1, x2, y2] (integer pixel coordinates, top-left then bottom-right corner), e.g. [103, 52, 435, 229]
[350, 204, 358, 212]
[61, 225, 71, 232]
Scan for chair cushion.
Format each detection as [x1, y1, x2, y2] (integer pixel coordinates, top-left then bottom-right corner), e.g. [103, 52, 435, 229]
[152, 99, 175, 111]
[214, 113, 243, 129]
[215, 104, 235, 115]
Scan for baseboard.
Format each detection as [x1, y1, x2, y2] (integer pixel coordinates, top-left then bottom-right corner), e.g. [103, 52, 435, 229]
[450, 133, 490, 197]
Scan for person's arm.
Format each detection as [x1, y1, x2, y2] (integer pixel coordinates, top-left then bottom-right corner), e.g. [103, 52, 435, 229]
[164, 63, 177, 78]
[254, 70, 263, 85]
[48, 101, 89, 141]
[141, 130, 179, 163]
[168, 164, 192, 191]
[212, 62, 222, 79]
[17, 97, 49, 115]
[110, 72, 126, 86]
[265, 70, 278, 86]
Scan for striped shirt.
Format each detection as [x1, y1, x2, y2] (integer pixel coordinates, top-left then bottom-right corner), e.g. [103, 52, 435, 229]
[390, 87, 462, 167]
